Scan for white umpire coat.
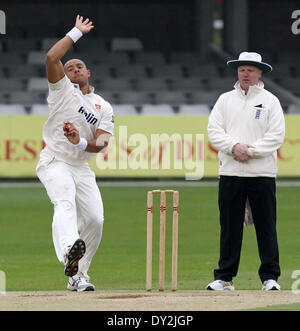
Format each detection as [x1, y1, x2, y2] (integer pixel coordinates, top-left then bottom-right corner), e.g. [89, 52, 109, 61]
[207, 81, 285, 177]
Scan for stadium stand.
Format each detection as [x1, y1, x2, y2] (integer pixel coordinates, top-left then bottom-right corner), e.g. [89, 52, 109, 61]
[74, 38, 108, 53]
[31, 104, 50, 115]
[2, 38, 39, 53]
[9, 91, 46, 106]
[150, 64, 185, 79]
[135, 78, 170, 91]
[141, 104, 175, 115]
[112, 104, 138, 116]
[0, 78, 26, 91]
[170, 51, 205, 66]
[133, 51, 166, 66]
[185, 64, 220, 78]
[3, 64, 42, 78]
[41, 38, 61, 52]
[287, 105, 300, 114]
[118, 91, 154, 106]
[91, 65, 115, 79]
[114, 64, 148, 79]
[189, 91, 220, 106]
[27, 77, 48, 92]
[0, 104, 27, 115]
[178, 104, 211, 115]
[111, 38, 143, 52]
[0, 92, 9, 104]
[94, 77, 135, 91]
[1, 33, 300, 115]
[278, 77, 300, 96]
[154, 91, 191, 106]
[1, 52, 25, 65]
[171, 77, 206, 90]
[27, 51, 47, 65]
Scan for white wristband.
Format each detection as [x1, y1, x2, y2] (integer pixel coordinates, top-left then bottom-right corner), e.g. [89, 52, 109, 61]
[75, 137, 88, 151]
[66, 27, 83, 43]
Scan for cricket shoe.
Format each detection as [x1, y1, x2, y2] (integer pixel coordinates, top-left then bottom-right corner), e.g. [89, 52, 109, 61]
[206, 280, 235, 291]
[67, 274, 95, 292]
[262, 279, 280, 291]
[64, 239, 86, 277]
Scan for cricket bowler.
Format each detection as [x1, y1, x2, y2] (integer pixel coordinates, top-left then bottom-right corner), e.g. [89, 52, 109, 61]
[36, 15, 114, 291]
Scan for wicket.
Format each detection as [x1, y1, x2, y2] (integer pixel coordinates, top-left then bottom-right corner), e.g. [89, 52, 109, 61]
[146, 190, 179, 291]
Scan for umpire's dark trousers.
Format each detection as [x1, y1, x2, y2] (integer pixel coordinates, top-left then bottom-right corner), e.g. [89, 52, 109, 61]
[214, 176, 280, 283]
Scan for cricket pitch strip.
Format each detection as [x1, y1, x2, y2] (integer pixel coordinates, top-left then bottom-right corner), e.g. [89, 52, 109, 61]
[1, 290, 300, 311]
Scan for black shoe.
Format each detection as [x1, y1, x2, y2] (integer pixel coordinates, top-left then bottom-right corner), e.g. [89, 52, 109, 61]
[64, 239, 86, 277]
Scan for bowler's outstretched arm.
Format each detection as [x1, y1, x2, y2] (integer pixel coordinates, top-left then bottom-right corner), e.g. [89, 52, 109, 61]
[46, 15, 94, 83]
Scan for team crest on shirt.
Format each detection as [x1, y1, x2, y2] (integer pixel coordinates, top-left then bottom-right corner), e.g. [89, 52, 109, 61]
[255, 109, 262, 119]
[95, 104, 101, 111]
[254, 104, 264, 119]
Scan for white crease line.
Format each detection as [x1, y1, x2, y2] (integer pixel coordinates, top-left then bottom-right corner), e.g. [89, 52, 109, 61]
[0, 181, 300, 188]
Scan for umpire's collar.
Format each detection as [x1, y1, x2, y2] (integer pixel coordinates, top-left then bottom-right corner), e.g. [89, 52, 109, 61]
[234, 80, 264, 96]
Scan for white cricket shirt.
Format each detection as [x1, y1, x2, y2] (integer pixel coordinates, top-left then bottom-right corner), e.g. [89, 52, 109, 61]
[41, 75, 114, 165]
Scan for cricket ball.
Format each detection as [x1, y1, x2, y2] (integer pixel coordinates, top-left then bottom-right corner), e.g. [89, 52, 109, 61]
[63, 122, 71, 133]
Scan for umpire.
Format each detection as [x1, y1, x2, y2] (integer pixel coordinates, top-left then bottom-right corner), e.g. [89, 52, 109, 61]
[206, 52, 285, 291]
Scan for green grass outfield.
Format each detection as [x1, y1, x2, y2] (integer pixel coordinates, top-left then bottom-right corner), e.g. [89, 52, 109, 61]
[0, 182, 299, 292]
[246, 303, 300, 311]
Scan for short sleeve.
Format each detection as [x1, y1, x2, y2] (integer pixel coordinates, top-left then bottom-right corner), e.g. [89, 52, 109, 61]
[97, 102, 114, 135]
[47, 75, 74, 104]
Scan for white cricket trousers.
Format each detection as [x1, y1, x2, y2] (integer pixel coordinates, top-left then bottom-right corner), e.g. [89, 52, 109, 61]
[36, 151, 104, 278]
